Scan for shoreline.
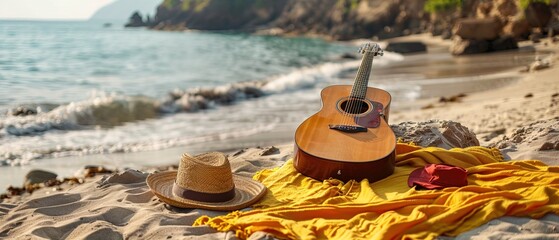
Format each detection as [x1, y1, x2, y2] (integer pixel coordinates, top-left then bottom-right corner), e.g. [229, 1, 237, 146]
[1, 34, 556, 190]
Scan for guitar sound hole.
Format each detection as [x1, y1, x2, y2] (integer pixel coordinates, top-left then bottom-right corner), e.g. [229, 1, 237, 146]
[340, 99, 369, 114]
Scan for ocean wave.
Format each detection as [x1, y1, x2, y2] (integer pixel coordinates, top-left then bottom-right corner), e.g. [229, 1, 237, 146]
[1, 54, 405, 138]
[0, 121, 279, 166]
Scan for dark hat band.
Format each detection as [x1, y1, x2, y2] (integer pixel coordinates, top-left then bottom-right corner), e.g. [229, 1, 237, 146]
[172, 182, 235, 203]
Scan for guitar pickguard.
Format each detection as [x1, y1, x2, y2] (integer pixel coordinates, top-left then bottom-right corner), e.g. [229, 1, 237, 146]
[353, 101, 384, 128]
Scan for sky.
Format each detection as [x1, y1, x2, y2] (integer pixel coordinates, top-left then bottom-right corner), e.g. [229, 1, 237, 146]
[0, 0, 114, 20]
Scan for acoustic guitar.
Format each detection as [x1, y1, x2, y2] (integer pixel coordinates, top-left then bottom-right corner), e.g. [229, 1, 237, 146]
[293, 43, 396, 182]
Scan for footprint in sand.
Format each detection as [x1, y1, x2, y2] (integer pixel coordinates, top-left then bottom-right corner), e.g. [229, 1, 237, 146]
[20, 193, 81, 209]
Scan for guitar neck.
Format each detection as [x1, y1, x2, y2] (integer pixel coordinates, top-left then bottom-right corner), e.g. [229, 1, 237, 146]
[350, 43, 382, 99]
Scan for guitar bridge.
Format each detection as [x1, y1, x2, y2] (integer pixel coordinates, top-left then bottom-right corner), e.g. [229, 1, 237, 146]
[328, 124, 367, 133]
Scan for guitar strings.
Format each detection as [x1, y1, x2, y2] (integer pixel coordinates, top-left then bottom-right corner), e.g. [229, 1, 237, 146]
[344, 46, 368, 128]
[354, 56, 374, 127]
[341, 46, 364, 127]
[349, 45, 377, 128]
[349, 50, 371, 127]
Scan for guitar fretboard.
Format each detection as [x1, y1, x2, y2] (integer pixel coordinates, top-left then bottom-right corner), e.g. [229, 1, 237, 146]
[349, 43, 382, 99]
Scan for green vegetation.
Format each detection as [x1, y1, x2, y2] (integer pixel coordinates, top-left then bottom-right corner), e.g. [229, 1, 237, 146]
[424, 0, 461, 13]
[337, 0, 361, 14]
[349, 0, 359, 10]
[181, 0, 210, 12]
[168, 0, 268, 12]
[163, 0, 180, 9]
[194, 0, 210, 12]
[182, 0, 191, 10]
[519, 0, 551, 9]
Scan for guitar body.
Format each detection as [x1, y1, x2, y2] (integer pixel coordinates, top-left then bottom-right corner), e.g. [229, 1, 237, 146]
[294, 85, 396, 182]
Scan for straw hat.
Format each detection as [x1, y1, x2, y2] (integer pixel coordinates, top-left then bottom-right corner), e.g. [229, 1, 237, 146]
[147, 152, 266, 211]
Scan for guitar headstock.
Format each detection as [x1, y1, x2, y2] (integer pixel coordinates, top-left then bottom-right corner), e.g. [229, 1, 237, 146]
[358, 43, 383, 57]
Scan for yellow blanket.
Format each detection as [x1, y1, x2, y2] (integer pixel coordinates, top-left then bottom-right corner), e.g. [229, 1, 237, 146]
[195, 144, 559, 239]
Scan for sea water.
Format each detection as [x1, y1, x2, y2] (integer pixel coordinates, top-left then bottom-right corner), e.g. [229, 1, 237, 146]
[0, 20, 540, 176]
[0, 20, 403, 167]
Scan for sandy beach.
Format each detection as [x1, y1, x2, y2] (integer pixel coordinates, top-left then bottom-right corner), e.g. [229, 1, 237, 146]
[1, 33, 559, 239]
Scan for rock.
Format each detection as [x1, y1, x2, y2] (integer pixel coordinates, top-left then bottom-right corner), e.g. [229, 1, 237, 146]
[261, 146, 280, 156]
[529, 32, 542, 43]
[491, 117, 559, 161]
[476, 1, 493, 18]
[232, 149, 246, 157]
[502, 17, 530, 39]
[385, 41, 427, 54]
[492, 0, 518, 18]
[529, 56, 552, 72]
[483, 128, 507, 141]
[450, 38, 490, 55]
[76, 165, 114, 178]
[490, 36, 518, 51]
[125, 11, 146, 28]
[8, 106, 37, 116]
[391, 120, 480, 149]
[25, 169, 57, 186]
[439, 93, 467, 103]
[524, 2, 552, 29]
[453, 17, 502, 40]
[441, 29, 452, 40]
[341, 53, 358, 59]
[539, 142, 556, 151]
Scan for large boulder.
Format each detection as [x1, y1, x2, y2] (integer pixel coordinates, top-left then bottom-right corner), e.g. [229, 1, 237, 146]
[524, 2, 552, 29]
[502, 17, 531, 39]
[491, 0, 518, 19]
[490, 36, 518, 51]
[453, 17, 502, 40]
[385, 41, 427, 54]
[391, 120, 480, 149]
[450, 38, 490, 55]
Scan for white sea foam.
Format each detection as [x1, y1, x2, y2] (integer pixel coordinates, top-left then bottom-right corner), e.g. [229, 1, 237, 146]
[0, 53, 406, 166]
[262, 51, 403, 94]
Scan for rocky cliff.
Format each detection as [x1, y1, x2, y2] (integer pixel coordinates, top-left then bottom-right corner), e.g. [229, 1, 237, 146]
[152, 0, 289, 30]
[149, 0, 428, 40]
[148, 0, 557, 41]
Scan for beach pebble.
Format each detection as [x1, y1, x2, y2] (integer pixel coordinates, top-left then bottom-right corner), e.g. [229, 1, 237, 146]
[340, 53, 357, 59]
[260, 146, 280, 156]
[539, 142, 556, 151]
[529, 57, 552, 72]
[80, 165, 114, 178]
[24, 169, 57, 186]
[385, 41, 427, 54]
[8, 107, 37, 117]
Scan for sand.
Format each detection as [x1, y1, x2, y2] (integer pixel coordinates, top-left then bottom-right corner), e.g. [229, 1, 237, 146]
[1, 35, 558, 239]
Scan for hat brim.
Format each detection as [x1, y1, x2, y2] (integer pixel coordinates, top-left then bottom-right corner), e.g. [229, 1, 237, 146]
[147, 171, 266, 211]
